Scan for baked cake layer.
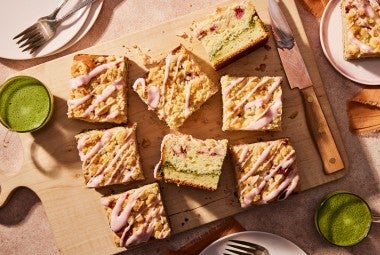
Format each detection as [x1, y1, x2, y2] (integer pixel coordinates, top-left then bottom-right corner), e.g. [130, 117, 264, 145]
[341, 0, 380, 59]
[133, 45, 218, 130]
[101, 183, 171, 248]
[75, 125, 144, 188]
[194, 0, 270, 70]
[68, 54, 128, 123]
[154, 133, 228, 191]
[230, 139, 299, 208]
[221, 75, 282, 131]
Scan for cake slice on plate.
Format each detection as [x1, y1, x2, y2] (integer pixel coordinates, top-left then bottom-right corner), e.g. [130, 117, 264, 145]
[75, 124, 144, 188]
[154, 133, 228, 191]
[221, 75, 283, 131]
[194, 0, 270, 70]
[101, 183, 171, 248]
[230, 138, 299, 208]
[341, 0, 380, 59]
[133, 45, 218, 130]
[67, 54, 128, 123]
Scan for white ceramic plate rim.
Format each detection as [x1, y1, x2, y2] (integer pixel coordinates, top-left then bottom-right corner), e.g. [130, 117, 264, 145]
[199, 231, 307, 255]
[0, 0, 94, 60]
[48, 0, 103, 57]
[320, 0, 380, 85]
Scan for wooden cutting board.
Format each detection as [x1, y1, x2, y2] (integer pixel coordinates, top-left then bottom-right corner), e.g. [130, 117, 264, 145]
[0, 0, 348, 254]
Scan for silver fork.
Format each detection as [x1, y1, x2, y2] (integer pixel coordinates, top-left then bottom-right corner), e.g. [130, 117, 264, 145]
[13, 0, 98, 54]
[224, 240, 270, 255]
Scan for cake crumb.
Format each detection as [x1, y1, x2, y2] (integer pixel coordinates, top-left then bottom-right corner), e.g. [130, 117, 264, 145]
[289, 111, 298, 119]
[176, 31, 189, 39]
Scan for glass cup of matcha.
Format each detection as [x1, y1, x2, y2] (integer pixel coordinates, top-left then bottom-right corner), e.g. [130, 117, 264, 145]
[315, 191, 380, 246]
[0, 76, 54, 133]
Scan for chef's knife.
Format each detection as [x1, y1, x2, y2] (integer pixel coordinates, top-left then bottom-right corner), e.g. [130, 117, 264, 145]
[268, 0, 344, 174]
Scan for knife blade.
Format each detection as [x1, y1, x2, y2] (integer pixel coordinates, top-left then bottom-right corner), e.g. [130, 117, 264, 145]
[268, 0, 344, 174]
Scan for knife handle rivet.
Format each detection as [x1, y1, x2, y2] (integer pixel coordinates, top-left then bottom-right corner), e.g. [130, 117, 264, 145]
[307, 96, 313, 103]
[329, 158, 336, 164]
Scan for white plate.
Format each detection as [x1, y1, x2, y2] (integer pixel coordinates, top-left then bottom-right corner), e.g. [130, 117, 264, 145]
[199, 231, 306, 255]
[320, 0, 380, 85]
[49, 0, 103, 55]
[0, 0, 97, 60]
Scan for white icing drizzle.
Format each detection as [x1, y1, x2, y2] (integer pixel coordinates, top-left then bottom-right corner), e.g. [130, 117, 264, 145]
[81, 84, 116, 117]
[225, 77, 270, 120]
[222, 77, 245, 96]
[244, 97, 282, 130]
[238, 142, 276, 184]
[162, 52, 173, 95]
[77, 131, 113, 162]
[153, 135, 168, 178]
[238, 146, 250, 164]
[244, 78, 281, 111]
[69, 57, 124, 89]
[239, 142, 297, 207]
[109, 189, 165, 247]
[173, 54, 184, 79]
[133, 78, 146, 91]
[122, 203, 161, 247]
[348, 31, 374, 53]
[105, 110, 120, 121]
[110, 190, 141, 232]
[184, 79, 194, 117]
[67, 94, 91, 107]
[86, 133, 133, 187]
[147, 86, 160, 109]
[261, 168, 298, 203]
[104, 141, 135, 185]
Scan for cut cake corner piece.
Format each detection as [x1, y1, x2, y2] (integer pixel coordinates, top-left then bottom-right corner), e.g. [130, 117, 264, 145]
[221, 75, 282, 131]
[154, 133, 228, 191]
[101, 182, 171, 248]
[341, 0, 380, 60]
[230, 138, 299, 208]
[132, 45, 218, 130]
[67, 54, 128, 123]
[75, 124, 144, 188]
[194, 0, 270, 70]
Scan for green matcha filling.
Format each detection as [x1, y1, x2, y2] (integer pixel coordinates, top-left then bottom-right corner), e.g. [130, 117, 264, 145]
[162, 162, 220, 177]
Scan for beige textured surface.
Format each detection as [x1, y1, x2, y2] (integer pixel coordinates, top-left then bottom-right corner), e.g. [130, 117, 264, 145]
[0, 1, 379, 254]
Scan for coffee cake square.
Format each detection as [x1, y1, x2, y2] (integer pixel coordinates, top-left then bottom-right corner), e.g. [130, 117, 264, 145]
[67, 54, 128, 123]
[221, 75, 282, 131]
[230, 138, 299, 208]
[101, 183, 171, 248]
[75, 124, 144, 188]
[132, 45, 218, 130]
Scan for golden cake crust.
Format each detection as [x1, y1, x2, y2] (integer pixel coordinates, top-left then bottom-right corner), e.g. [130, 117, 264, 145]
[101, 183, 171, 248]
[231, 138, 299, 208]
[75, 124, 144, 188]
[68, 54, 128, 123]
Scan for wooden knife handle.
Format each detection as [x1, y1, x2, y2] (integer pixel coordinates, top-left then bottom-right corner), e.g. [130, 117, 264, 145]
[300, 86, 344, 174]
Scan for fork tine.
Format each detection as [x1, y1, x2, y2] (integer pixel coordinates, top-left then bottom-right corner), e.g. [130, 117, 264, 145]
[13, 24, 38, 40]
[225, 248, 250, 255]
[229, 240, 266, 251]
[228, 244, 258, 253]
[19, 34, 43, 48]
[22, 37, 45, 53]
[15, 28, 40, 44]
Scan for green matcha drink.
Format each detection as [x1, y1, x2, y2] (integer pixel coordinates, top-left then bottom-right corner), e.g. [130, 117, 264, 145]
[0, 76, 53, 132]
[315, 192, 372, 246]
